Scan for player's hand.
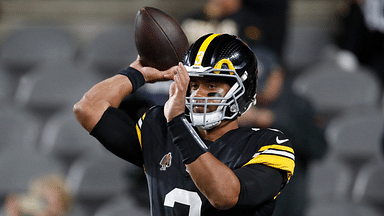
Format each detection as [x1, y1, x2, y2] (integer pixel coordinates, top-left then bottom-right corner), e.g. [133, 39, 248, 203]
[164, 62, 189, 122]
[130, 55, 176, 83]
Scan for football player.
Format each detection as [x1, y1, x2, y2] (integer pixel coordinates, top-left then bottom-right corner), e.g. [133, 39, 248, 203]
[74, 33, 295, 216]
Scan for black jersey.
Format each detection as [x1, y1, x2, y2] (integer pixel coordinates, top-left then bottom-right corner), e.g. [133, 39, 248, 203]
[134, 106, 294, 216]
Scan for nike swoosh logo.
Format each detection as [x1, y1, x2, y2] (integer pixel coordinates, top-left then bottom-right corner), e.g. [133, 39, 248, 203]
[276, 136, 289, 144]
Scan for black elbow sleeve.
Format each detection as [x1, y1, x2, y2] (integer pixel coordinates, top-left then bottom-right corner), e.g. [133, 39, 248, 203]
[90, 107, 144, 167]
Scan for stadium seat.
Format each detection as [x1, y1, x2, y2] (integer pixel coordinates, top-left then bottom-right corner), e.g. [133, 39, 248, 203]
[13, 61, 102, 120]
[39, 108, 103, 171]
[353, 163, 384, 210]
[82, 26, 137, 78]
[283, 25, 333, 72]
[325, 106, 384, 166]
[0, 65, 16, 103]
[306, 201, 381, 216]
[307, 158, 354, 203]
[292, 51, 381, 123]
[0, 105, 41, 151]
[65, 152, 133, 215]
[67, 204, 88, 216]
[93, 195, 150, 216]
[0, 27, 80, 73]
[0, 146, 64, 199]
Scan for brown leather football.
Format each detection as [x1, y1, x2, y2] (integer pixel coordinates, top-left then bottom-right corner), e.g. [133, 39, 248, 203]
[134, 7, 189, 71]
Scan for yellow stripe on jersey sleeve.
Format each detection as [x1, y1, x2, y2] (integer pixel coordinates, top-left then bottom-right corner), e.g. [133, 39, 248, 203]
[136, 124, 142, 150]
[243, 145, 295, 180]
[136, 113, 146, 150]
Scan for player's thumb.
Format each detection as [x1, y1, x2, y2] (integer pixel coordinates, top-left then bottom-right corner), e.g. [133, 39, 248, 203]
[168, 82, 176, 97]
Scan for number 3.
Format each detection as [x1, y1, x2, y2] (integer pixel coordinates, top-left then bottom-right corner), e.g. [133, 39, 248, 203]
[194, 51, 204, 65]
[164, 188, 202, 216]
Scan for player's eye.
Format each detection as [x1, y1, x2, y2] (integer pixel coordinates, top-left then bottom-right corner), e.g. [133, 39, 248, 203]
[190, 83, 198, 90]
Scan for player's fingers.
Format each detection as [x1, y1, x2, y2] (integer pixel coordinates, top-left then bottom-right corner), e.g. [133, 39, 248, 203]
[163, 66, 178, 80]
[173, 68, 181, 86]
[177, 63, 188, 79]
[174, 67, 189, 94]
[176, 63, 189, 87]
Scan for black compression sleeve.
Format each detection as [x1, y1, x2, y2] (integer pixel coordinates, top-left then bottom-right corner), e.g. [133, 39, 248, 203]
[233, 164, 284, 207]
[167, 114, 208, 164]
[90, 107, 144, 167]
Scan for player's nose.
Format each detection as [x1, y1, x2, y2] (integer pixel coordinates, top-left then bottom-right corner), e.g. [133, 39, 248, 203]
[191, 84, 210, 96]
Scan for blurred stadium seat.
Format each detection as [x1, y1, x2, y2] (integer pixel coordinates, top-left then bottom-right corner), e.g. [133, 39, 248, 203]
[283, 26, 333, 72]
[307, 158, 353, 203]
[0, 105, 41, 151]
[82, 26, 137, 78]
[65, 152, 132, 215]
[0, 65, 16, 103]
[0, 147, 64, 200]
[292, 50, 381, 124]
[39, 108, 103, 172]
[67, 204, 88, 216]
[353, 163, 384, 211]
[325, 106, 384, 166]
[13, 61, 102, 120]
[306, 201, 381, 216]
[0, 27, 80, 73]
[93, 195, 149, 216]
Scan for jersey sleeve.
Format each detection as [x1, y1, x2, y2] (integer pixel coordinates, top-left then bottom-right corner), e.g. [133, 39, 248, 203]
[231, 129, 295, 208]
[90, 106, 143, 167]
[233, 163, 284, 207]
[244, 129, 295, 181]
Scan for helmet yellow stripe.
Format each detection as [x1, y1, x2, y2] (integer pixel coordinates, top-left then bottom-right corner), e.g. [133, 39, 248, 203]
[194, 33, 221, 66]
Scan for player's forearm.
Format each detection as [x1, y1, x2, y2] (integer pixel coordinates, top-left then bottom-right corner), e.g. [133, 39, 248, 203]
[74, 74, 133, 132]
[186, 153, 240, 210]
[167, 114, 241, 209]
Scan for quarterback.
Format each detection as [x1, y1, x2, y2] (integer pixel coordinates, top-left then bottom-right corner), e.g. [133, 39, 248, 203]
[74, 33, 295, 216]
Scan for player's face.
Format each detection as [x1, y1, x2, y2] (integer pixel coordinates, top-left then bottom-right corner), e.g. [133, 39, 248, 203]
[189, 76, 231, 113]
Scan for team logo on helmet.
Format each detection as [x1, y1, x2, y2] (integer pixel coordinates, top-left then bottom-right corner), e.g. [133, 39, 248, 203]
[160, 152, 172, 171]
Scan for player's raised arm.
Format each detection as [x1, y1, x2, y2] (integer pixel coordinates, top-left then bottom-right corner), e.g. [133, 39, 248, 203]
[73, 56, 176, 132]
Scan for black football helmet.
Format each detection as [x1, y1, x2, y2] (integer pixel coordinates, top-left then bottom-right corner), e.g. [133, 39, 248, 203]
[182, 33, 258, 130]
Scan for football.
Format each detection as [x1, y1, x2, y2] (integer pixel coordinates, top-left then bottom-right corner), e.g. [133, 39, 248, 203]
[134, 7, 189, 71]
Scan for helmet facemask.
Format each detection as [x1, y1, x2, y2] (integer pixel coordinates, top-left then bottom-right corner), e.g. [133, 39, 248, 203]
[185, 62, 247, 130]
